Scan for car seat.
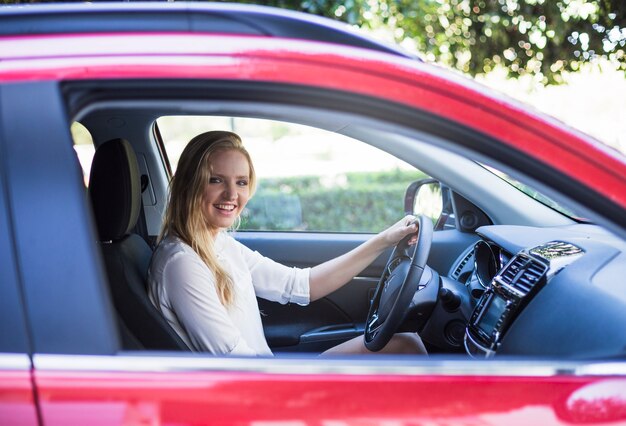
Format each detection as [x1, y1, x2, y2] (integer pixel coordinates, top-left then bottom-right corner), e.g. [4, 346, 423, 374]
[89, 138, 189, 351]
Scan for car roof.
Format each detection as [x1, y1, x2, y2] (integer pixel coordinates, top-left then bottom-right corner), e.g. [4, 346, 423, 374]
[0, 1, 417, 60]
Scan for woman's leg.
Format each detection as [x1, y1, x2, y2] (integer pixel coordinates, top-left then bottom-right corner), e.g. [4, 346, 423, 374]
[320, 332, 427, 356]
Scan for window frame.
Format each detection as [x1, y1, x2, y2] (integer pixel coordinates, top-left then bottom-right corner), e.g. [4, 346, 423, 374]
[2, 81, 119, 355]
[0, 90, 31, 355]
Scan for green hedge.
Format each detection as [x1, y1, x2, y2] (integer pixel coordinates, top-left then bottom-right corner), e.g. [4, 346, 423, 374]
[242, 169, 428, 232]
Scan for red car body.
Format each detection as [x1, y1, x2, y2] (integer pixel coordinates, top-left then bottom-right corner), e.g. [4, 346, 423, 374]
[1, 4, 625, 425]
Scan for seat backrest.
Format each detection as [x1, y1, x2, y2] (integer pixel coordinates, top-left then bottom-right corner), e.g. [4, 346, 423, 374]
[89, 138, 188, 351]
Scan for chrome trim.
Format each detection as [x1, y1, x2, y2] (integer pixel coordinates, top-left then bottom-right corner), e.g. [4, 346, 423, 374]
[498, 250, 509, 273]
[0, 353, 31, 370]
[33, 354, 626, 377]
[530, 240, 584, 261]
[351, 276, 379, 284]
[464, 330, 495, 359]
[576, 363, 626, 376]
[300, 326, 363, 343]
[493, 276, 526, 298]
[473, 240, 498, 289]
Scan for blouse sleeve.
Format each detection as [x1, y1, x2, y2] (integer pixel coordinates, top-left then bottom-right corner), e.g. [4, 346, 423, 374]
[235, 240, 310, 305]
[162, 250, 258, 356]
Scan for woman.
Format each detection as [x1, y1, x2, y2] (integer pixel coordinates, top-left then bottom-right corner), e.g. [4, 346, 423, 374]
[148, 130, 427, 356]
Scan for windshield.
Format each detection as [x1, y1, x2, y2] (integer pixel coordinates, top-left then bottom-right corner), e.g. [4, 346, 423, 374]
[482, 165, 583, 221]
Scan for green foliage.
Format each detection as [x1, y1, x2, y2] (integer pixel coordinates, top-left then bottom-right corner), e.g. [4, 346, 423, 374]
[241, 169, 428, 232]
[382, 0, 626, 84]
[227, 0, 626, 85]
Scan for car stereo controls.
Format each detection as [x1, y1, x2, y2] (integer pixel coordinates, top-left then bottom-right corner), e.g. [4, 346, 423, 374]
[465, 252, 548, 357]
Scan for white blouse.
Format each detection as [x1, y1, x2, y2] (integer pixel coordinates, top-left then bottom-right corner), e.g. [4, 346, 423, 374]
[148, 232, 310, 356]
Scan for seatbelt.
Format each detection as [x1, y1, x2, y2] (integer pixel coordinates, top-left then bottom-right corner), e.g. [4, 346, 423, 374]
[136, 174, 155, 249]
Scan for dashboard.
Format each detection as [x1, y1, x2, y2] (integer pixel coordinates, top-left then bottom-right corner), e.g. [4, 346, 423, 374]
[458, 224, 626, 358]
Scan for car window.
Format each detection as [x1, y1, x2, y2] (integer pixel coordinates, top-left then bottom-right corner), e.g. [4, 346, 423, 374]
[481, 164, 582, 220]
[156, 116, 430, 233]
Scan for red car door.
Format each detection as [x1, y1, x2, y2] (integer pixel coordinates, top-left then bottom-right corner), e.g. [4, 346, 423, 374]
[29, 355, 626, 425]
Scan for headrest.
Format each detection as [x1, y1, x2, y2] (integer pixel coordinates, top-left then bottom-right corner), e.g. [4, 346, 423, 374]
[89, 138, 141, 241]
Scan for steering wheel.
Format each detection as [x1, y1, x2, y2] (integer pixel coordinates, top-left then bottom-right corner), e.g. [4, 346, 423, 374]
[364, 215, 434, 351]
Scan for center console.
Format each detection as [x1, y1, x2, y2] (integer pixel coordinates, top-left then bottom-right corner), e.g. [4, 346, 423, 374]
[465, 252, 548, 357]
[465, 240, 584, 357]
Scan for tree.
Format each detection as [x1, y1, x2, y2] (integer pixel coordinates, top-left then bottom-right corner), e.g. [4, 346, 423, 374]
[235, 0, 626, 85]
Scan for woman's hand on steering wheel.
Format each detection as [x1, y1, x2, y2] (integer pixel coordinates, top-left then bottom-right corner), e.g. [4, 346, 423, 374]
[380, 215, 420, 247]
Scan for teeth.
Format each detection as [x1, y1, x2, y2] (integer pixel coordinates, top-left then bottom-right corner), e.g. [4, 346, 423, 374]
[215, 204, 235, 211]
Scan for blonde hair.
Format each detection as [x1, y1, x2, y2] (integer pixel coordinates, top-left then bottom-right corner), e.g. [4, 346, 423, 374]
[160, 130, 256, 306]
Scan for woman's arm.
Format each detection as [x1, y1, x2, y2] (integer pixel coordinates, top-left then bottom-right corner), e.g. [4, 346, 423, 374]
[309, 215, 418, 301]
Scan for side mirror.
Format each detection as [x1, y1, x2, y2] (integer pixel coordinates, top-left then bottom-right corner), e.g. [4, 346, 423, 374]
[404, 179, 453, 231]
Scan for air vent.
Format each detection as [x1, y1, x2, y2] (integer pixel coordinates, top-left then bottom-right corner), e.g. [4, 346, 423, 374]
[452, 250, 473, 279]
[513, 261, 546, 293]
[500, 257, 525, 283]
[498, 255, 546, 295]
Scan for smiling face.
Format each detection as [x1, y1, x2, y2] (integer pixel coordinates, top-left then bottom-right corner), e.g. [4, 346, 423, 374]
[203, 148, 251, 231]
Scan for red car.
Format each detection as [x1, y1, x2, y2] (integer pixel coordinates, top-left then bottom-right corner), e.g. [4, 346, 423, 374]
[1, 3, 626, 425]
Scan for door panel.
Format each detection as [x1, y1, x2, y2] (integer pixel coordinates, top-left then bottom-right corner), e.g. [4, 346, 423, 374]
[33, 354, 626, 426]
[258, 279, 377, 352]
[236, 229, 478, 352]
[238, 232, 380, 352]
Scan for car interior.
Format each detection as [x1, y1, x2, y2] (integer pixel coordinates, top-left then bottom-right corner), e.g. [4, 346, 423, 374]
[68, 80, 626, 360]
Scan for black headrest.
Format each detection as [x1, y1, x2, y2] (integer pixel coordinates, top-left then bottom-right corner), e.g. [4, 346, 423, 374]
[89, 138, 141, 241]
